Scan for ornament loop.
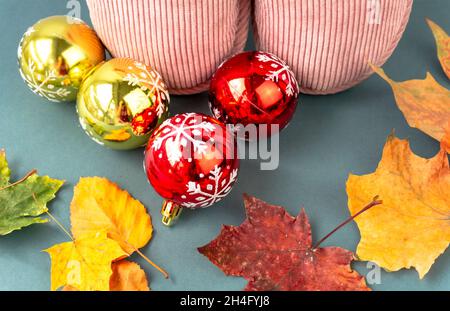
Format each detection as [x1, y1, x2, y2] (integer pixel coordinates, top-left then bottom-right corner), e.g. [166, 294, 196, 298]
[161, 201, 183, 226]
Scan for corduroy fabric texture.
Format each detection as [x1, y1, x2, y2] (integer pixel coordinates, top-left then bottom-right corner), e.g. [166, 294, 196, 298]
[87, 0, 412, 95]
[254, 0, 413, 94]
[86, 0, 251, 95]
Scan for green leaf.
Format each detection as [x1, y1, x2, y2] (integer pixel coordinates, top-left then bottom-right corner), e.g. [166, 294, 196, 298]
[0, 151, 63, 235]
[0, 150, 11, 187]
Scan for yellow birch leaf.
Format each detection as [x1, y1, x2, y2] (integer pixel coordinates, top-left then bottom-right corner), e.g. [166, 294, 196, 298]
[70, 177, 152, 255]
[45, 231, 127, 291]
[371, 65, 450, 153]
[427, 18, 450, 80]
[347, 135, 450, 278]
[110, 260, 150, 291]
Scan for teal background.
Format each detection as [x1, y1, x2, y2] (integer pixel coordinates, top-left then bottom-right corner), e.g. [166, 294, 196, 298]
[0, 0, 449, 291]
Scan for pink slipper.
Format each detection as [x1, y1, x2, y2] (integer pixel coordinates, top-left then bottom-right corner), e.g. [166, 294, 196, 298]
[253, 0, 413, 94]
[86, 0, 251, 95]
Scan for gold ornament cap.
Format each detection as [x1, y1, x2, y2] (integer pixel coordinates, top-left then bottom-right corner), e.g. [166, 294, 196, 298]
[161, 201, 183, 227]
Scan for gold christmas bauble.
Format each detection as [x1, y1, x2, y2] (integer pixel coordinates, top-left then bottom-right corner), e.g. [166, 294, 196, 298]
[18, 16, 105, 102]
[77, 58, 170, 150]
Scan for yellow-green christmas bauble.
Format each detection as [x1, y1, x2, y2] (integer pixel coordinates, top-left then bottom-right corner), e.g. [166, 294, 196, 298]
[77, 58, 170, 150]
[18, 15, 105, 102]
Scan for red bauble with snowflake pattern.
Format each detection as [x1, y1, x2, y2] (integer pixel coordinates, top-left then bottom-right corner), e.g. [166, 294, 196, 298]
[209, 51, 300, 137]
[144, 113, 239, 226]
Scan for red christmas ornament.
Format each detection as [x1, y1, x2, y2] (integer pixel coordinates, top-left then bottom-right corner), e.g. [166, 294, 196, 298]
[144, 113, 240, 226]
[209, 51, 300, 137]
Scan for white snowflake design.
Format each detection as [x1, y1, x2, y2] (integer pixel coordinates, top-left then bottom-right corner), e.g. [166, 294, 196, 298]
[256, 52, 299, 97]
[184, 165, 239, 208]
[123, 61, 170, 118]
[18, 58, 71, 102]
[152, 113, 216, 165]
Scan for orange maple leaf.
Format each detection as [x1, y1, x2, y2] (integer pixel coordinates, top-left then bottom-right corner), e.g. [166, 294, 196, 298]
[371, 64, 450, 153]
[347, 135, 450, 278]
[427, 18, 450, 80]
[110, 261, 150, 291]
[63, 260, 150, 291]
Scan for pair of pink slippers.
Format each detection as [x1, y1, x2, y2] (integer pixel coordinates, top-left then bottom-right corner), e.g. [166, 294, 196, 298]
[86, 0, 413, 95]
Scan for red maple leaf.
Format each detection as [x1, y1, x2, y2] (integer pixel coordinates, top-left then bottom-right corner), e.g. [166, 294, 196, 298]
[198, 195, 373, 291]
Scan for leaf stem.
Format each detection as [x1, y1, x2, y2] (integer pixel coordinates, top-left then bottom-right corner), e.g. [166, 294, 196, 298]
[31, 193, 73, 241]
[46, 211, 74, 241]
[313, 197, 383, 250]
[0, 169, 37, 191]
[135, 248, 169, 279]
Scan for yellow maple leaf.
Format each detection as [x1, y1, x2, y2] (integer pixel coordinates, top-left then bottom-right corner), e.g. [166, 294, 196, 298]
[110, 260, 150, 291]
[347, 135, 450, 278]
[371, 65, 450, 153]
[427, 18, 450, 80]
[70, 177, 152, 254]
[45, 231, 127, 291]
[70, 177, 168, 278]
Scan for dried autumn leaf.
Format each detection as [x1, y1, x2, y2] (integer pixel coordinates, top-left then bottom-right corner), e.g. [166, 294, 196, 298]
[110, 261, 150, 291]
[70, 177, 152, 254]
[347, 135, 450, 278]
[70, 177, 168, 278]
[427, 18, 450, 80]
[0, 151, 64, 235]
[371, 65, 450, 152]
[45, 231, 127, 291]
[63, 260, 150, 291]
[62, 285, 78, 291]
[198, 195, 370, 291]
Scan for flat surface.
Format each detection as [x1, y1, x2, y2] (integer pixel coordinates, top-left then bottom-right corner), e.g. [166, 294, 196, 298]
[0, 0, 449, 291]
